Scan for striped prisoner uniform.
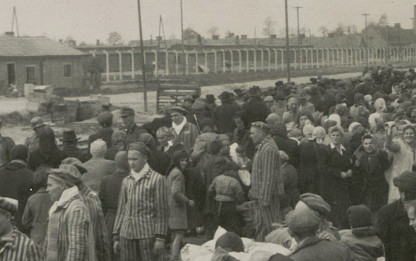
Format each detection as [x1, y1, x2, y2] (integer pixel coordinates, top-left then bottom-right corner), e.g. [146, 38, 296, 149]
[0, 229, 41, 261]
[113, 164, 168, 261]
[249, 136, 283, 241]
[170, 122, 199, 155]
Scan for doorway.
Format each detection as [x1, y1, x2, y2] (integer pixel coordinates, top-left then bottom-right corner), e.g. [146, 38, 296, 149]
[7, 63, 16, 86]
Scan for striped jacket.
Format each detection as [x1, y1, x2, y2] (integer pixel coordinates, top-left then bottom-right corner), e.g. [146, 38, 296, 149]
[249, 137, 283, 204]
[113, 166, 169, 241]
[0, 229, 41, 261]
[170, 122, 199, 155]
[45, 190, 96, 261]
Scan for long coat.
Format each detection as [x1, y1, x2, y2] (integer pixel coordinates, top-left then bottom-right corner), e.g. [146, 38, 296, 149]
[27, 146, 65, 171]
[213, 102, 241, 134]
[167, 167, 190, 230]
[82, 157, 116, 192]
[375, 200, 416, 261]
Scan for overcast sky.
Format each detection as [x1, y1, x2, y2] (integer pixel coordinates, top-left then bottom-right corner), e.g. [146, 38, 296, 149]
[0, 0, 414, 44]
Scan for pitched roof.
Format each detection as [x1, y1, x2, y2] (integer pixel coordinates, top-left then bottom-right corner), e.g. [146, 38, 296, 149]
[0, 36, 86, 57]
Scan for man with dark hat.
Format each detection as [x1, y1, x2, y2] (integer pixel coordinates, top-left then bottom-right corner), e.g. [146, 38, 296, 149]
[376, 170, 416, 261]
[119, 106, 148, 145]
[113, 142, 168, 261]
[169, 106, 199, 155]
[61, 129, 90, 163]
[213, 91, 241, 134]
[0, 197, 41, 261]
[45, 167, 96, 261]
[241, 86, 270, 127]
[249, 121, 283, 241]
[25, 117, 46, 153]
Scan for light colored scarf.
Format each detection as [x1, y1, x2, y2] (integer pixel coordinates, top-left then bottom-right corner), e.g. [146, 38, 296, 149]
[172, 117, 187, 136]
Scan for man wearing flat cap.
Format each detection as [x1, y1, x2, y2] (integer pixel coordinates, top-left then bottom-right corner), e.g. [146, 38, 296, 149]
[25, 117, 46, 153]
[45, 167, 96, 261]
[119, 106, 148, 145]
[249, 121, 283, 241]
[0, 197, 41, 261]
[169, 106, 199, 155]
[113, 142, 169, 261]
[376, 170, 416, 261]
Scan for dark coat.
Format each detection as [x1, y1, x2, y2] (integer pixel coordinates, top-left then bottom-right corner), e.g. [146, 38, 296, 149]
[241, 97, 270, 127]
[119, 123, 148, 145]
[281, 162, 299, 209]
[183, 167, 205, 228]
[89, 127, 114, 148]
[298, 140, 327, 194]
[273, 136, 300, 167]
[213, 102, 241, 134]
[375, 200, 416, 261]
[202, 154, 226, 215]
[62, 145, 91, 163]
[148, 150, 171, 176]
[322, 145, 353, 228]
[289, 236, 352, 261]
[27, 146, 65, 171]
[0, 160, 34, 233]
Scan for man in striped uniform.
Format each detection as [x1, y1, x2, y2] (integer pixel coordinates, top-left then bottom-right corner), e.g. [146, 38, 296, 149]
[249, 121, 284, 241]
[113, 142, 169, 261]
[0, 197, 42, 261]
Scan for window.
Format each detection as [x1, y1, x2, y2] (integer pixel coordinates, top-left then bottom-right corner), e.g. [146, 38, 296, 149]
[64, 64, 72, 77]
[26, 66, 35, 83]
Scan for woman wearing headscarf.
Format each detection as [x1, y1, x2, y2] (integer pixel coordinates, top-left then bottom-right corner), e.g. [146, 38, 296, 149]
[27, 127, 65, 171]
[282, 95, 299, 130]
[297, 126, 328, 194]
[368, 98, 387, 130]
[322, 126, 353, 229]
[385, 123, 416, 203]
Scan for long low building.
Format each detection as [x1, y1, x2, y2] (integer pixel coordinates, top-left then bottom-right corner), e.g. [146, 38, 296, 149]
[0, 34, 88, 95]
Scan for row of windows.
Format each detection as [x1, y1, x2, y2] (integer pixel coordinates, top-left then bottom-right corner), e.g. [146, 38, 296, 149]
[25, 64, 72, 82]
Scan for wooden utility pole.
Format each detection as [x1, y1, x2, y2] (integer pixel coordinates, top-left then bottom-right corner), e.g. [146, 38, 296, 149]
[284, 0, 291, 82]
[294, 6, 302, 69]
[137, 0, 148, 112]
[180, 0, 185, 75]
[362, 13, 370, 65]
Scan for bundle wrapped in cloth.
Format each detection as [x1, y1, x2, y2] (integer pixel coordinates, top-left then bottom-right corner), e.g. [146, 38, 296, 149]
[181, 227, 290, 261]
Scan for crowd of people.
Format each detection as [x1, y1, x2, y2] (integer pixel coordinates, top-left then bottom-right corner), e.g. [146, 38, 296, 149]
[1, 65, 416, 261]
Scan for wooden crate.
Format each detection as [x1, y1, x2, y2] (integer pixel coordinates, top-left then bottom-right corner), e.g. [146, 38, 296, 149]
[156, 83, 201, 112]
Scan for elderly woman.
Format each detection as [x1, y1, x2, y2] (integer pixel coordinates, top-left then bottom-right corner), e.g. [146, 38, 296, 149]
[385, 124, 416, 203]
[283, 95, 299, 130]
[297, 111, 314, 131]
[323, 126, 353, 229]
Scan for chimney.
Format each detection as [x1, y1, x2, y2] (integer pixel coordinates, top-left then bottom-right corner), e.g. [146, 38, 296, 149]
[270, 34, 277, 39]
[156, 36, 162, 41]
[212, 35, 219, 40]
[241, 35, 248, 39]
[96, 39, 100, 46]
[5, 32, 14, 37]
[235, 35, 240, 45]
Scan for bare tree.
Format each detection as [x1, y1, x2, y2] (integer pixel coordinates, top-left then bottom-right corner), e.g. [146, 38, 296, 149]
[262, 16, 276, 36]
[319, 26, 328, 37]
[107, 32, 123, 46]
[207, 26, 219, 37]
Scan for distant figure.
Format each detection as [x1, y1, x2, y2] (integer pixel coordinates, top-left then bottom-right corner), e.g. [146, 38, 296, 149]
[119, 107, 148, 145]
[25, 117, 47, 153]
[89, 111, 114, 148]
[105, 130, 127, 161]
[169, 106, 199, 155]
[61, 130, 90, 163]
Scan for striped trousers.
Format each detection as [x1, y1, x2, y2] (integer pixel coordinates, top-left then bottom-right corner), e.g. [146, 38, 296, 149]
[252, 199, 280, 242]
[120, 238, 155, 261]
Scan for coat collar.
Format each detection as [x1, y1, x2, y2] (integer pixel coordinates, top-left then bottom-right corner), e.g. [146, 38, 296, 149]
[48, 186, 80, 217]
[291, 236, 324, 256]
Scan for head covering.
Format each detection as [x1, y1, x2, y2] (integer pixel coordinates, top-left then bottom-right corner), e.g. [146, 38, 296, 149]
[191, 98, 206, 111]
[60, 130, 80, 142]
[61, 157, 87, 175]
[10, 145, 28, 162]
[169, 106, 188, 115]
[120, 106, 135, 117]
[279, 150, 289, 162]
[374, 98, 387, 113]
[97, 111, 113, 126]
[393, 170, 416, 192]
[287, 205, 320, 234]
[348, 122, 361, 133]
[208, 139, 223, 154]
[31, 117, 46, 129]
[364, 94, 372, 104]
[299, 193, 331, 217]
[115, 151, 129, 170]
[312, 126, 326, 141]
[90, 139, 107, 157]
[347, 205, 373, 229]
[128, 142, 151, 157]
[206, 94, 216, 103]
[248, 86, 261, 97]
[328, 114, 341, 127]
[354, 93, 364, 105]
[0, 197, 18, 215]
[328, 125, 344, 137]
[138, 133, 156, 150]
[303, 124, 314, 136]
[48, 167, 82, 187]
[251, 121, 270, 134]
[215, 232, 244, 252]
[219, 91, 232, 103]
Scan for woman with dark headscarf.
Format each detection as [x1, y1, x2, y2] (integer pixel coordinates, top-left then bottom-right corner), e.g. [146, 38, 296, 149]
[167, 150, 195, 261]
[27, 127, 65, 171]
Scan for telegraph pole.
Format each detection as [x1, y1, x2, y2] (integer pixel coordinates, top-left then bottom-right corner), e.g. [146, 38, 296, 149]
[137, 0, 148, 112]
[294, 6, 302, 69]
[180, 0, 185, 75]
[284, 0, 291, 82]
[362, 13, 370, 65]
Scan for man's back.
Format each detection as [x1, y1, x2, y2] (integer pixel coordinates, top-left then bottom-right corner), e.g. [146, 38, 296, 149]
[82, 158, 116, 192]
[290, 237, 351, 261]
